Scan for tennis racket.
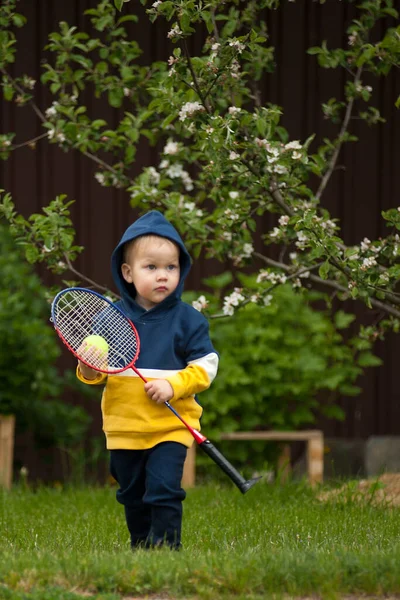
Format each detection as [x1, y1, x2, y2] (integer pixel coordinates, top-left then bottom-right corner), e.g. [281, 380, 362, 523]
[51, 287, 260, 494]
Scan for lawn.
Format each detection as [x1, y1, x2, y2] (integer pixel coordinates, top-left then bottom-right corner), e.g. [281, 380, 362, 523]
[1, 480, 400, 599]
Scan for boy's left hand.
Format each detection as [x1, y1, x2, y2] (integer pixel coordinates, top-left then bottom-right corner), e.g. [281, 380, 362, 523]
[144, 379, 174, 404]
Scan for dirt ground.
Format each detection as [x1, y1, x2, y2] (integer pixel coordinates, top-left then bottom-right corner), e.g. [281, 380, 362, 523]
[317, 472, 400, 506]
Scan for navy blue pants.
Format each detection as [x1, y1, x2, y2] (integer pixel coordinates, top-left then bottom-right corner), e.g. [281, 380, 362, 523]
[110, 442, 187, 549]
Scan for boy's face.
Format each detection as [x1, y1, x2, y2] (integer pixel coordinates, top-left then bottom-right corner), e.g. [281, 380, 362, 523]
[121, 237, 180, 310]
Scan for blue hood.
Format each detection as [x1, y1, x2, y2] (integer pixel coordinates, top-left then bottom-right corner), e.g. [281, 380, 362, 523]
[111, 211, 192, 316]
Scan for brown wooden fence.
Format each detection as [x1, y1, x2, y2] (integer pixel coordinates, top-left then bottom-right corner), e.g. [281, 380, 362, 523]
[1, 1, 400, 479]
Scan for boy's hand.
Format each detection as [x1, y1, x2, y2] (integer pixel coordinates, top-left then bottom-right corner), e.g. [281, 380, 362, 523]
[144, 379, 174, 404]
[78, 360, 98, 381]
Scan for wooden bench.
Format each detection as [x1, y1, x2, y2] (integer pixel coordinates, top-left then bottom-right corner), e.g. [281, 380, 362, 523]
[182, 430, 324, 488]
[0, 415, 15, 490]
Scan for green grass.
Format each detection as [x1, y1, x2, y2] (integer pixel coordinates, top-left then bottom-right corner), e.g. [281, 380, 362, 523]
[1, 480, 400, 599]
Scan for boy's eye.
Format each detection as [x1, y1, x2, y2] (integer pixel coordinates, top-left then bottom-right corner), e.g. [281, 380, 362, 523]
[146, 264, 156, 270]
[167, 265, 178, 271]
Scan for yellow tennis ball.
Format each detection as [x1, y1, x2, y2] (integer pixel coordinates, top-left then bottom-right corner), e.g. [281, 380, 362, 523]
[82, 335, 109, 356]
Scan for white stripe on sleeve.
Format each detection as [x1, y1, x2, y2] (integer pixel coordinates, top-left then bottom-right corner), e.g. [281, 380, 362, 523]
[188, 352, 219, 384]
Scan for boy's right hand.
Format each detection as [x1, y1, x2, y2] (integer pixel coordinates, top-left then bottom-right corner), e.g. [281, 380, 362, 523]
[78, 360, 98, 381]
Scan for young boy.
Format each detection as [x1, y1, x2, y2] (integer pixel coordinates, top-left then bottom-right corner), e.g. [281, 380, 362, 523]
[77, 210, 219, 550]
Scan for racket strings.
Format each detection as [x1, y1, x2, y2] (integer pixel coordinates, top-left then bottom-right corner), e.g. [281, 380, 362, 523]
[53, 289, 138, 372]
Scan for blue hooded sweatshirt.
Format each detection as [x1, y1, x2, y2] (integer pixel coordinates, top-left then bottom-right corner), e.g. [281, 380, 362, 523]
[77, 211, 219, 450]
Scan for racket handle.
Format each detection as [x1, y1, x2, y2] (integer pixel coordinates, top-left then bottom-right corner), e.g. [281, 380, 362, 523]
[199, 439, 261, 494]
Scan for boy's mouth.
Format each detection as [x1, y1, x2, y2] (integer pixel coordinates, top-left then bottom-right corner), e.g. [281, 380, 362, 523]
[155, 286, 168, 292]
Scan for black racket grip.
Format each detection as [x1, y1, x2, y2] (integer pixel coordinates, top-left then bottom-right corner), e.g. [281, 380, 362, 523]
[199, 439, 261, 494]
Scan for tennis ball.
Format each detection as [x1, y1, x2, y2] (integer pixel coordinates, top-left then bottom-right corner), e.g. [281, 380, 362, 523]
[82, 335, 109, 356]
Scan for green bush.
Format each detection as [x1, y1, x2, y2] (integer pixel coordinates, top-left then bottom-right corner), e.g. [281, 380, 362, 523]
[0, 224, 90, 449]
[185, 277, 381, 476]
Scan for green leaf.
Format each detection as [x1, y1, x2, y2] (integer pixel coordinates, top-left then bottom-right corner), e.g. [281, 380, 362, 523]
[318, 261, 330, 280]
[323, 404, 345, 420]
[108, 87, 124, 108]
[3, 85, 15, 101]
[334, 310, 356, 330]
[357, 352, 383, 367]
[91, 119, 107, 129]
[202, 271, 233, 290]
[307, 46, 322, 55]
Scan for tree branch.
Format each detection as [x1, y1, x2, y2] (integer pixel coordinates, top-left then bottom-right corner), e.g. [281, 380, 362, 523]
[254, 252, 400, 320]
[182, 39, 211, 113]
[1, 68, 47, 123]
[63, 254, 120, 297]
[315, 65, 363, 202]
[10, 132, 49, 151]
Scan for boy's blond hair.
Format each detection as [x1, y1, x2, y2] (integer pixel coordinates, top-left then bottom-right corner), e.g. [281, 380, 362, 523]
[123, 234, 179, 263]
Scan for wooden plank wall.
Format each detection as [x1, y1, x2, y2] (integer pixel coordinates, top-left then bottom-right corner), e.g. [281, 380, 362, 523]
[1, 1, 400, 479]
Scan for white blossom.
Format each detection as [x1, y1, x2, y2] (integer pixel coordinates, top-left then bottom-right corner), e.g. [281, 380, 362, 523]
[224, 209, 239, 221]
[361, 256, 377, 270]
[360, 237, 371, 252]
[95, 172, 105, 185]
[278, 215, 289, 226]
[165, 163, 193, 191]
[229, 151, 240, 160]
[152, 0, 162, 7]
[229, 191, 239, 199]
[256, 270, 287, 285]
[263, 294, 273, 306]
[229, 40, 246, 53]
[167, 25, 182, 38]
[230, 60, 241, 77]
[45, 104, 58, 118]
[192, 295, 208, 312]
[295, 230, 309, 249]
[223, 303, 235, 316]
[274, 164, 288, 175]
[270, 227, 281, 239]
[348, 32, 358, 46]
[242, 243, 253, 257]
[166, 163, 184, 178]
[255, 137, 270, 150]
[147, 167, 160, 185]
[228, 106, 241, 115]
[223, 288, 245, 316]
[292, 151, 302, 160]
[320, 219, 336, 232]
[285, 140, 302, 150]
[178, 101, 204, 121]
[163, 140, 179, 155]
[379, 271, 390, 283]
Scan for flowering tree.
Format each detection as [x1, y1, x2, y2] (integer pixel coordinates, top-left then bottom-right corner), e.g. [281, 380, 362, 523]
[0, 0, 400, 343]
